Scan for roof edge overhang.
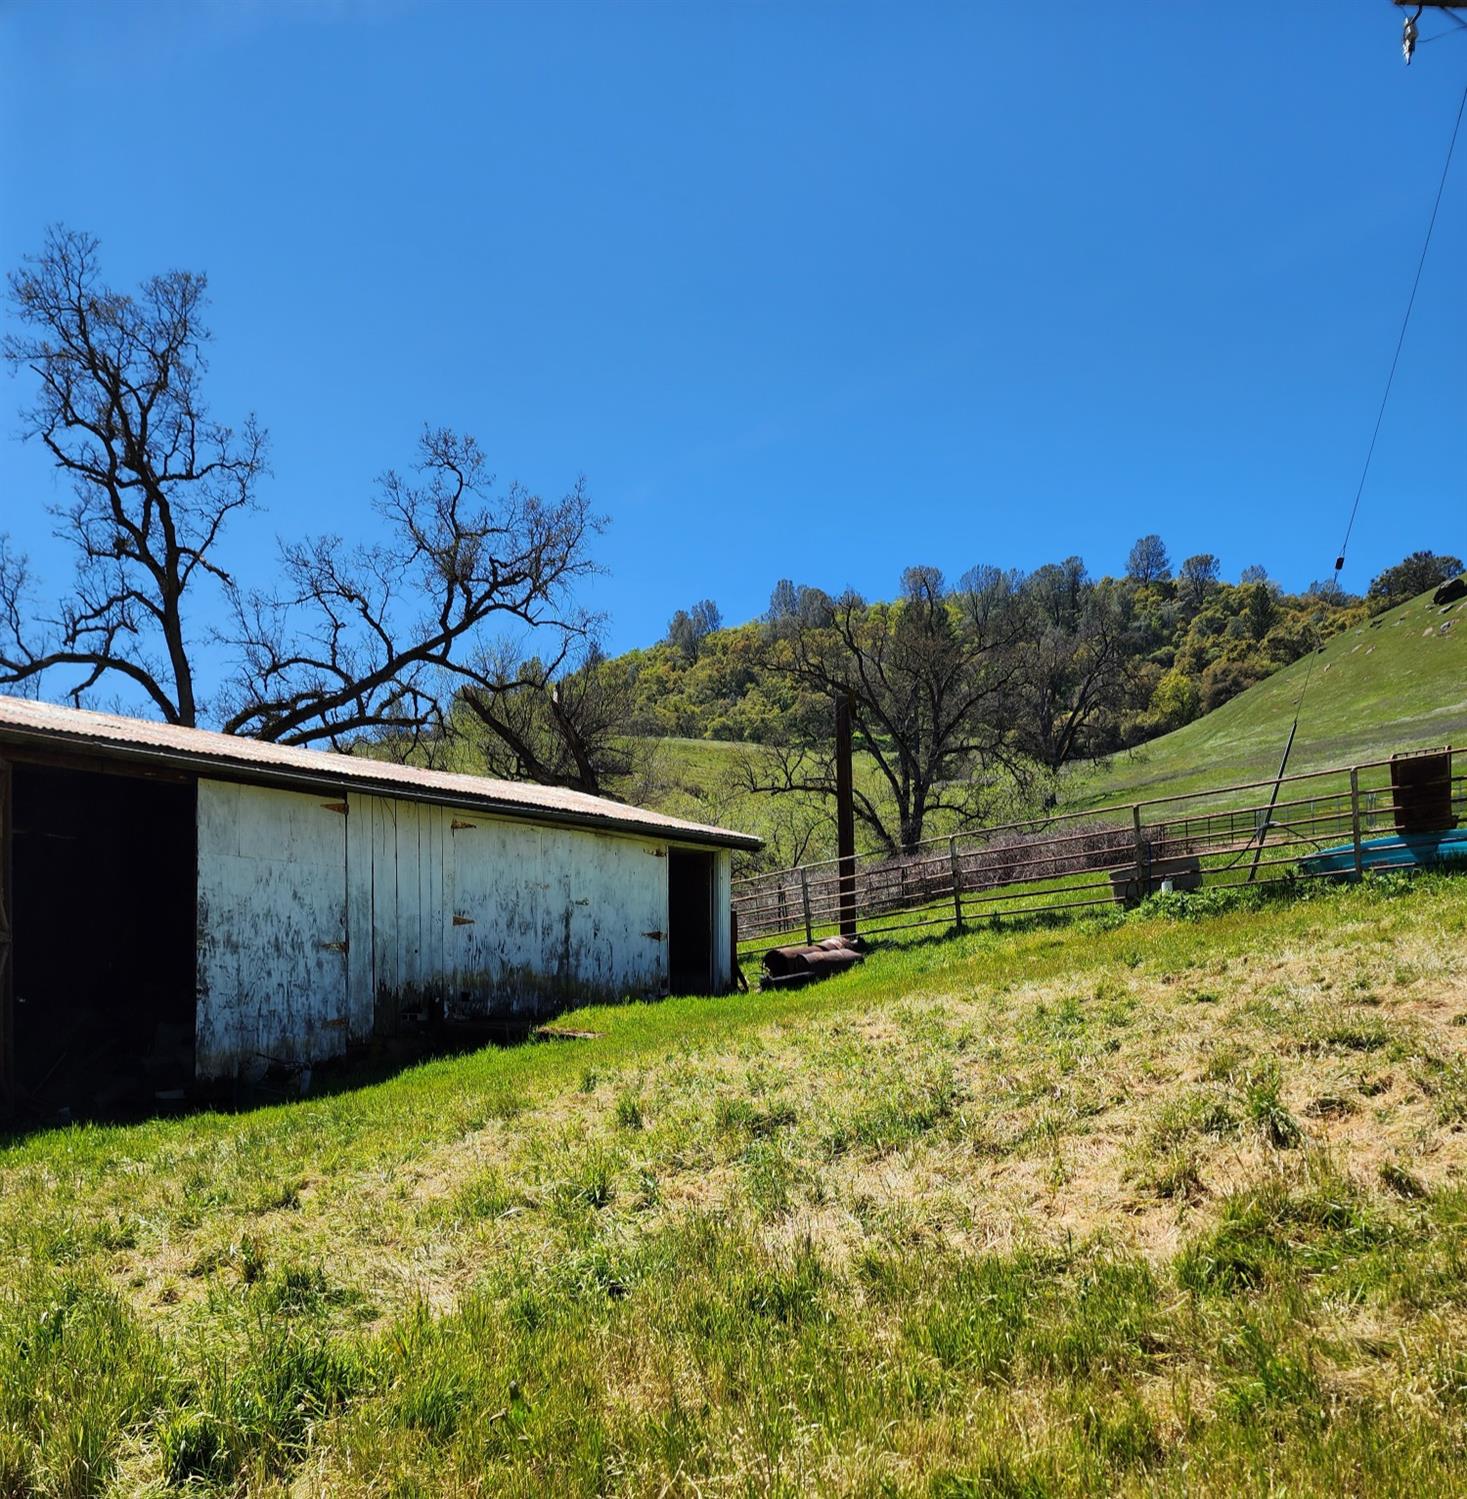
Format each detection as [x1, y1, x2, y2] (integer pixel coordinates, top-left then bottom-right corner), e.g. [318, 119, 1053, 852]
[0, 722, 763, 853]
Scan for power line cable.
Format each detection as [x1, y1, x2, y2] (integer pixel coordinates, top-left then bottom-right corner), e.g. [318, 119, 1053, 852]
[1335, 77, 1467, 571]
[1246, 75, 1466, 879]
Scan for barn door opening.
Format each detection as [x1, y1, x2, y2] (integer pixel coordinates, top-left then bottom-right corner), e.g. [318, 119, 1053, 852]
[667, 848, 714, 996]
[9, 762, 196, 1118]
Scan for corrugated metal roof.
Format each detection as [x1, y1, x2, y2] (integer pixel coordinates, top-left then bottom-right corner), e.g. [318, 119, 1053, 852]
[0, 695, 761, 850]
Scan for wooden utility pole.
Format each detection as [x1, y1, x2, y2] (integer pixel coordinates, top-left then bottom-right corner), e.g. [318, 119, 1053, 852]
[834, 694, 857, 937]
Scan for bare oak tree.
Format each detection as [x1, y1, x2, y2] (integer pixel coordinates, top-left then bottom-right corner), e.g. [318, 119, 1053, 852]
[1, 227, 265, 722]
[746, 566, 1027, 854]
[1008, 559, 1134, 771]
[222, 428, 599, 747]
[3, 229, 602, 755]
[457, 641, 636, 795]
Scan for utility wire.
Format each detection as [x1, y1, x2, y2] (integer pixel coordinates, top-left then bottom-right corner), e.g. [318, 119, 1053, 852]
[1417, 9, 1467, 45]
[1336, 77, 1467, 570]
[1247, 76, 1466, 877]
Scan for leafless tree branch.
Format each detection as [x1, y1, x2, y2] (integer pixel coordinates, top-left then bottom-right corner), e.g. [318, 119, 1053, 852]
[1, 226, 265, 721]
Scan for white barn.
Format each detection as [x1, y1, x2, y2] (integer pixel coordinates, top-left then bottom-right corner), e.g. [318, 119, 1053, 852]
[0, 697, 759, 1115]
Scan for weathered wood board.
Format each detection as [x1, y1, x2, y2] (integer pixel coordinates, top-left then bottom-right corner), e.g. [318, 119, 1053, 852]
[197, 781, 730, 1078]
[196, 780, 348, 1079]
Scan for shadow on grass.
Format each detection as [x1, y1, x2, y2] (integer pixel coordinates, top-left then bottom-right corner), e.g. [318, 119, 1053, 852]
[0, 1010, 602, 1141]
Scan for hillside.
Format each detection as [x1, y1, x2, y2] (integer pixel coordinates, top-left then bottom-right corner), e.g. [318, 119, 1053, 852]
[609, 736, 902, 871]
[1070, 585, 1467, 810]
[3, 876, 1466, 1492]
[620, 585, 1466, 864]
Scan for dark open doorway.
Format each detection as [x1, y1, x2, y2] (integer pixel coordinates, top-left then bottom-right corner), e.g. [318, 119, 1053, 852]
[667, 847, 714, 996]
[8, 762, 197, 1118]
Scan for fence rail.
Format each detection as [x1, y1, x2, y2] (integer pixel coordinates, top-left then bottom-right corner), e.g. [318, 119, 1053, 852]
[732, 750, 1464, 959]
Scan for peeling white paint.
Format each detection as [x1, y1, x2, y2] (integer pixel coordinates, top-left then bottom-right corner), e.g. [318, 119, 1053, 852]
[194, 781, 733, 1080]
[448, 816, 669, 1017]
[196, 780, 348, 1080]
[347, 795, 453, 1039]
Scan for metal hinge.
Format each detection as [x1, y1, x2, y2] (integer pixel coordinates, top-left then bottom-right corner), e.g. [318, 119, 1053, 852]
[451, 819, 477, 831]
[320, 940, 348, 953]
[649, 848, 667, 858]
[642, 929, 665, 942]
[321, 802, 349, 816]
[452, 913, 475, 927]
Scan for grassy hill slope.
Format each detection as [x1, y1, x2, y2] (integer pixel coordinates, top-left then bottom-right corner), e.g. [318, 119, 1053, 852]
[4, 876, 1467, 1493]
[1069, 585, 1467, 810]
[630, 586, 1466, 857]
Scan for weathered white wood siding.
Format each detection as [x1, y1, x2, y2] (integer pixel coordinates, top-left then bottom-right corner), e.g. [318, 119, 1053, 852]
[195, 780, 348, 1079]
[346, 794, 454, 1038]
[450, 819, 669, 1017]
[197, 782, 720, 1076]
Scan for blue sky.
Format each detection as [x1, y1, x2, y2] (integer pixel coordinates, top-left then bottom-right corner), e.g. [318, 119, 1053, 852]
[1, 0, 1463, 677]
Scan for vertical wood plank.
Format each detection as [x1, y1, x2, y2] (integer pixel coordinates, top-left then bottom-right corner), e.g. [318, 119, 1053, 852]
[400, 799, 422, 994]
[0, 757, 13, 1114]
[345, 793, 375, 1042]
[427, 804, 444, 989]
[372, 796, 399, 1032]
[443, 806, 457, 1006]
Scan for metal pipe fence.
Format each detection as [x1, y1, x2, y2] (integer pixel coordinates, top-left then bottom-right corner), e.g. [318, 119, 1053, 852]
[733, 750, 1464, 958]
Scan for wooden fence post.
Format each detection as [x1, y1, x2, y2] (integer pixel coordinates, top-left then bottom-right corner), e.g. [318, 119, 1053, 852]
[1131, 804, 1148, 904]
[1349, 768, 1365, 882]
[800, 867, 813, 945]
[949, 837, 964, 928]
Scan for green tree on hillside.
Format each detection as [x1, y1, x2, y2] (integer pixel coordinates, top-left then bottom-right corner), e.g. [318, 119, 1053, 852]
[1126, 534, 1171, 584]
[667, 600, 723, 661]
[1367, 550, 1464, 610]
[1178, 553, 1221, 612]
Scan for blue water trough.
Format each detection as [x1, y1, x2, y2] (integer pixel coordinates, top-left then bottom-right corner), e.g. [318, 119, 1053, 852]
[1298, 828, 1467, 877]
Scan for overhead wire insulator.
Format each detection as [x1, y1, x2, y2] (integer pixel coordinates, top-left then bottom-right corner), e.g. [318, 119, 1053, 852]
[1403, 6, 1422, 65]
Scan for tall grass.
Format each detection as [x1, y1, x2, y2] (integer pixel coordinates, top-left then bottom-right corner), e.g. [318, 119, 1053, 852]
[1, 873, 1466, 1492]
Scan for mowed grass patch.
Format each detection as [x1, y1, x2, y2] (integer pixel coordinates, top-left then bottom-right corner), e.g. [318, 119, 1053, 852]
[1, 873, 1466, 1493]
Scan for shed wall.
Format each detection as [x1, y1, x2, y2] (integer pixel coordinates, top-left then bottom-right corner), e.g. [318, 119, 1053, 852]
[196, 781, 348, 1080]
[346, 795, 454, 1041]
[196, 782, 724, 1081]
[446, 811, 669, 1018]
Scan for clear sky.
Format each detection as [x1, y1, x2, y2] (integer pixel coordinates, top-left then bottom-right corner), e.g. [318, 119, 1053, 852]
[1, 0, 1463, 676]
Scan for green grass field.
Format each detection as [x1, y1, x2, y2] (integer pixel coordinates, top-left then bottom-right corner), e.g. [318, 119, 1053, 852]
[1069, 587, 1467, 811]
[4, 873, 1467, 1495]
